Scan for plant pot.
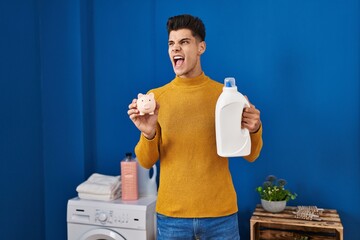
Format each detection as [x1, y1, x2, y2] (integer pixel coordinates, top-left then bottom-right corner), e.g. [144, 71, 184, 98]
[261, 199, 287, 213]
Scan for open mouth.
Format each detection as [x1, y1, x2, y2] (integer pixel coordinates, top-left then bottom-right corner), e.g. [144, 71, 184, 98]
[173, 55, 184, 68]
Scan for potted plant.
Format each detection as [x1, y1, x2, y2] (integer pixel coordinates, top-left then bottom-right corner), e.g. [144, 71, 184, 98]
[256, 175, 297, 213]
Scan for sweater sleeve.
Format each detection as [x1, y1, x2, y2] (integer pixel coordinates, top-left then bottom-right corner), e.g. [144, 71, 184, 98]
[134, 123, 161, 169]
[243, 124, 263, 162]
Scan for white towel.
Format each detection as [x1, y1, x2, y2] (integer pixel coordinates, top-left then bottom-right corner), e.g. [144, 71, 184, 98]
[76, 173, 121, 195]
[78, 188, 121, 201]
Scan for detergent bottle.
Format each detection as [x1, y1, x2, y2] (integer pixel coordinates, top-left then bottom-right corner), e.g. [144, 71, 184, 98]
[215, 77, 251, 157]
[136, 158, 158, 197]
[121, 152, 138, 200]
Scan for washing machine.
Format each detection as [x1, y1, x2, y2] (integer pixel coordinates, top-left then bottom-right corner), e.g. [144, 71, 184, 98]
[67, 196, 157, 240]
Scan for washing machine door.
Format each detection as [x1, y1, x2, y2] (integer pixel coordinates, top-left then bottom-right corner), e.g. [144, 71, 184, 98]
[80, 228, 126, 240]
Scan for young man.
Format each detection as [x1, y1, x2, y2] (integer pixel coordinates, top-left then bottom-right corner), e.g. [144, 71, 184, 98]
[128, 14, 263, 239]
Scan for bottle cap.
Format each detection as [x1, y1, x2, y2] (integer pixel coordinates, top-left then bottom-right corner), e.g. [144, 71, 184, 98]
[224, 77, 236, 87]
[124, 152, 133, 161]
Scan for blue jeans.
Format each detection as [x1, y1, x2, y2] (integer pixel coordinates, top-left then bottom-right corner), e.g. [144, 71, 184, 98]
[156, 213, 240, 240]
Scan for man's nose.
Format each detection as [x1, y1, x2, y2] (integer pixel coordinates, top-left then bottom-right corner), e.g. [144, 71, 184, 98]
[172, 43, 180, 52]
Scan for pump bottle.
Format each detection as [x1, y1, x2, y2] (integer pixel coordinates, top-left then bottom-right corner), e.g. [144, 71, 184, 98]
[121, 152, 138, 200]
[215, 77, 251, 157]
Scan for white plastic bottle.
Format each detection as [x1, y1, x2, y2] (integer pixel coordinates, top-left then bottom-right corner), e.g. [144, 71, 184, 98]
[121, 152, 138, 200]
[215, 77, 251, 157]
[136, 158, 158, 197]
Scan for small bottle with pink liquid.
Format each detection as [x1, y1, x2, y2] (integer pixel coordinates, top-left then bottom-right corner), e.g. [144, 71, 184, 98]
[121, 152, 138, 200]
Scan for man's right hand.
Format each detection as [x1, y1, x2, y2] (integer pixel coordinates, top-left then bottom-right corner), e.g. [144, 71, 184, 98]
[127, 98, 159, 139]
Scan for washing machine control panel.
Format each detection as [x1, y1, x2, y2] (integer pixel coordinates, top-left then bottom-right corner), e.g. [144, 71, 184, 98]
[67, 197, 156, 232]
[94, 208, 147, 229]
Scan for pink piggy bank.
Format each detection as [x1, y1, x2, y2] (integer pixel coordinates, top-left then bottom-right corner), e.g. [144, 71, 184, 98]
[137, 93, 156, 115]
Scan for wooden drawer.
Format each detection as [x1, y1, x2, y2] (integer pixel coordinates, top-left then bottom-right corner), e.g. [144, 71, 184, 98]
[250, 205, 343, 240]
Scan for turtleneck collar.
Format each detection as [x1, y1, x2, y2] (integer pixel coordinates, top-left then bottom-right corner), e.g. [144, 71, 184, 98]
[172, 72, 209, 88]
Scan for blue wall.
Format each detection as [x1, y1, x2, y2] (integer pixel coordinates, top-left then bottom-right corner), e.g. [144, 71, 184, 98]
[1, 0, 359, 239]
[39, 1, 86, 239]
[0, 0, 44, 239]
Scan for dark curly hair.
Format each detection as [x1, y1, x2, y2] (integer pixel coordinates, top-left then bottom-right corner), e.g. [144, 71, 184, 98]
[166, 14, 206, 41]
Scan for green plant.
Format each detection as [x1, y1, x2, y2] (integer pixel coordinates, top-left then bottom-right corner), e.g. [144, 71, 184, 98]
[256, 175, 297, 202]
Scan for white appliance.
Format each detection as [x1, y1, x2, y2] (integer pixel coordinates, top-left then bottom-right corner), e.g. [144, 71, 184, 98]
[67, 196, 157, 240]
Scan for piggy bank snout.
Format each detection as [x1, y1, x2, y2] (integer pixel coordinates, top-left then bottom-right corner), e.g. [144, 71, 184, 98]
[142, 102, 152, 109]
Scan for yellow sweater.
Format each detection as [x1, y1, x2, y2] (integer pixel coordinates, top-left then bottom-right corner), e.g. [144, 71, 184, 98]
[135, 72, 263, 218]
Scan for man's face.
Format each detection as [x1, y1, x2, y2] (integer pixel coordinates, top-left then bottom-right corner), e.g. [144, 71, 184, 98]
[168, 29, 205, 78]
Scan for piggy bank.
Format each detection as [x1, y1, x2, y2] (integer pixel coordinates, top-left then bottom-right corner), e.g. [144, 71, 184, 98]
[137, 93, 156, 115]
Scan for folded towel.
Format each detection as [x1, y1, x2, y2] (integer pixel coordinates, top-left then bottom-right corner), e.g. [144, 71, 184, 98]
[88, 173, 120, 186]
[76, 173, 121, 195]
[78, 189, 121, 201]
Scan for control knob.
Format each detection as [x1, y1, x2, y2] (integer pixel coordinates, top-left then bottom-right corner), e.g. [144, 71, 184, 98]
[98, 212, 107, 223]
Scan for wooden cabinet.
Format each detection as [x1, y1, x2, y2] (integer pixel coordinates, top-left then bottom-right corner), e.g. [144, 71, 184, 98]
[250, 205, 343, 240]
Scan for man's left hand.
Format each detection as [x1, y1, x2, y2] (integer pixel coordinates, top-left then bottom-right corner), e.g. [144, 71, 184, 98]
[242, 96, 261, 133]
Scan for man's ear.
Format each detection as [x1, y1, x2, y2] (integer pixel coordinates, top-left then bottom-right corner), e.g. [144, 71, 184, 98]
[198, 41, 206, 55]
